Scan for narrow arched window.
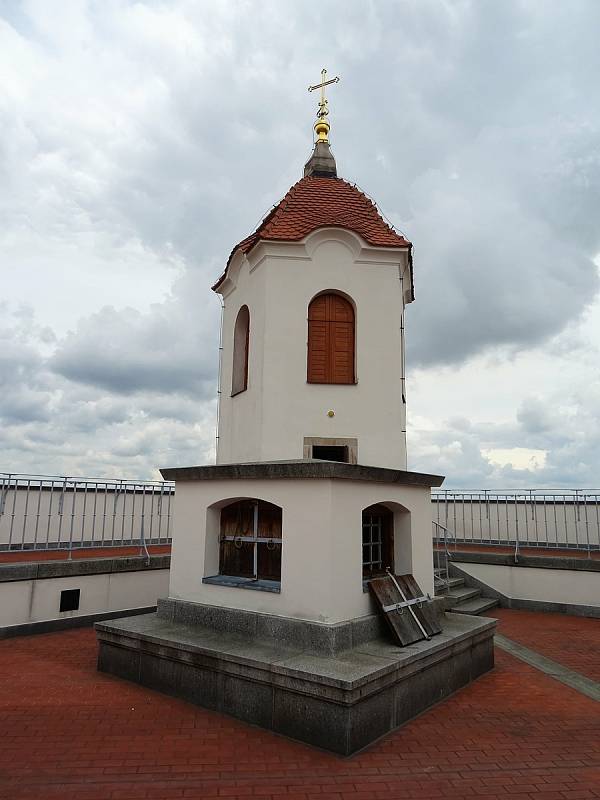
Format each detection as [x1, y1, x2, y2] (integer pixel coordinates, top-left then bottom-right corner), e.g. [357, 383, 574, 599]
[232, 305, 249, 395]
[307, 293, 355, 384]
[362, 504, 394, 578]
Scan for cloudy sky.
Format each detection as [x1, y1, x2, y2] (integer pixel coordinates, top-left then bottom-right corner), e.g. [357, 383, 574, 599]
[1, 0, 599, 487]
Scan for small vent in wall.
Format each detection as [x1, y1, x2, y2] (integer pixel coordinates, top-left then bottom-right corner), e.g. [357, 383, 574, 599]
[60, 588, 80, 612]
[312, 445, 349, 462]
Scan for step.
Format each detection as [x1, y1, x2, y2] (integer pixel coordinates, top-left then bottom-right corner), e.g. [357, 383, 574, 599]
[434, 577, 465, 593]
[449, 597, 499, 616]
[445, 586, 481, 604]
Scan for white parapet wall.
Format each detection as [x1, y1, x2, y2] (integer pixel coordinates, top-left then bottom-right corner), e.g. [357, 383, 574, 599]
[454, 560, 600, 616]
[0, 560, 169, 634]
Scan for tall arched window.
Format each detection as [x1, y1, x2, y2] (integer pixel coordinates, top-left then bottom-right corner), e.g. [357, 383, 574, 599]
[219, 499, 283, 582]
[232, 305, 250, 395]
[307, 293, 355, 384]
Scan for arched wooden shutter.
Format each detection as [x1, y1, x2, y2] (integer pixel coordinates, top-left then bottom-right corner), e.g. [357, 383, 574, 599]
[307, 294, 355, 384]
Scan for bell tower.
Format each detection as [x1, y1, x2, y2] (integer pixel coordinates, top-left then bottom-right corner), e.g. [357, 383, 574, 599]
[99, 75, 495, 758]
[214, 74, 414, 469]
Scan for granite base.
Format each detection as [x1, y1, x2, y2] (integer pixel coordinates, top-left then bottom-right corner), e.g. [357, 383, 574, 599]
[96, 601, 495, 756]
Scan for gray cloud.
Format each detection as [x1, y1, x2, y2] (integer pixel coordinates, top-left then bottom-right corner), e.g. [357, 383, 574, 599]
[51, 272, 220, 397]
[2, 1, 600, 485]
[0, 304, 216, 477]
[410, 380, 600, 488]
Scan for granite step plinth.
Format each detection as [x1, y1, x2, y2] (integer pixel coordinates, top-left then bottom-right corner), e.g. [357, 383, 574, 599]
[96, 605, 495, 755]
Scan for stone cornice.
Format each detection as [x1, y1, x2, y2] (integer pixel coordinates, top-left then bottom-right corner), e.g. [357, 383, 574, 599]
[160, 460, 444, 487]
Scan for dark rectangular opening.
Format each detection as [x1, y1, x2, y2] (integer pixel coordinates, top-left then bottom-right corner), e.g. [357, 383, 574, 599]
[312, 445, 348, 462]
[60, 588, 80, 612]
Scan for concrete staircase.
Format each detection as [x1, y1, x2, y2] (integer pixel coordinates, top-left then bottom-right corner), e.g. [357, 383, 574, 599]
[437, 575, 499, 616]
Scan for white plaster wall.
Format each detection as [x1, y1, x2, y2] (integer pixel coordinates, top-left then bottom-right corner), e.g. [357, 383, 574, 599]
[217, 249, 267, 464]
[216, 230, 410, 469]
[457, 562, 600, 608]
[169, 477, 434, 625]
[0, 569, 169, 628]
[0, 580, 32, 626]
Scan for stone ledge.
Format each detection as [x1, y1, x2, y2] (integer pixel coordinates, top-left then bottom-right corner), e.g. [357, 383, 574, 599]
[0, 605, 157, 639]
[96, 613, 495, 699]
[0, 554, 170, 584]
[96, 611, 494, 755]
[450, 550, 600, 573]
[159, 459, 444, 487]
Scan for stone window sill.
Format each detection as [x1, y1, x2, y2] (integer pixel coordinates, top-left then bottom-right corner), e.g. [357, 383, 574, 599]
[202, 575, 281, 594]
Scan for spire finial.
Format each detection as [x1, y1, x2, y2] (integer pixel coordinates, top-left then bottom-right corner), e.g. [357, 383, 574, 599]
[308, 68, 340, 144]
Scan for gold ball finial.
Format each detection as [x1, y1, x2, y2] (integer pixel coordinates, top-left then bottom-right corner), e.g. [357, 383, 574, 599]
[314, 118, 330, 143]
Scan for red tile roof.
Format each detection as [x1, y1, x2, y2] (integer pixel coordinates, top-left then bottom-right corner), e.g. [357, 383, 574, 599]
[212, 177, 412, 292]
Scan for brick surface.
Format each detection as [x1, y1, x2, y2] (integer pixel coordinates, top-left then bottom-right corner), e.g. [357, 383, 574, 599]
[492, 607, 600, 683]
[434, 543, 600, 561]
[0, 614, 599, 800]
[0, 544, 171, 564]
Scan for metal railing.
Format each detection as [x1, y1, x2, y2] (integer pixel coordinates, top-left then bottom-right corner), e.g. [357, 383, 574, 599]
[432, 521, 452, 590]
[0, 473, 174, 557]
[4, 472, 599, 566]
[432, 489, 600, 557]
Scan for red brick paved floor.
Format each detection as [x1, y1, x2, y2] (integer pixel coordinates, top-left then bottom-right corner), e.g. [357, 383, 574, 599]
[491, 608, 600, 683]
[1, 619, 599, 800]
[434, 543, 600, 560]
[0, 545, 171, 564]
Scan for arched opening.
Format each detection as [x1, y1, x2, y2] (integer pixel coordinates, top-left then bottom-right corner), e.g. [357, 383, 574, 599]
[231, 305, 250, 395]
[307, 292, 355, 384]
[219, 499, 282, 583]
[362, 504, 394, 578]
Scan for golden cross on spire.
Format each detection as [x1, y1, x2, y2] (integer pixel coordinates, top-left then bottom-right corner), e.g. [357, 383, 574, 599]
[308, 68, 340, 143]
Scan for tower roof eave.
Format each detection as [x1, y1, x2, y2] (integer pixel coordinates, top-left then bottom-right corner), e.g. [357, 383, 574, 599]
[212, 176, 413, 296]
